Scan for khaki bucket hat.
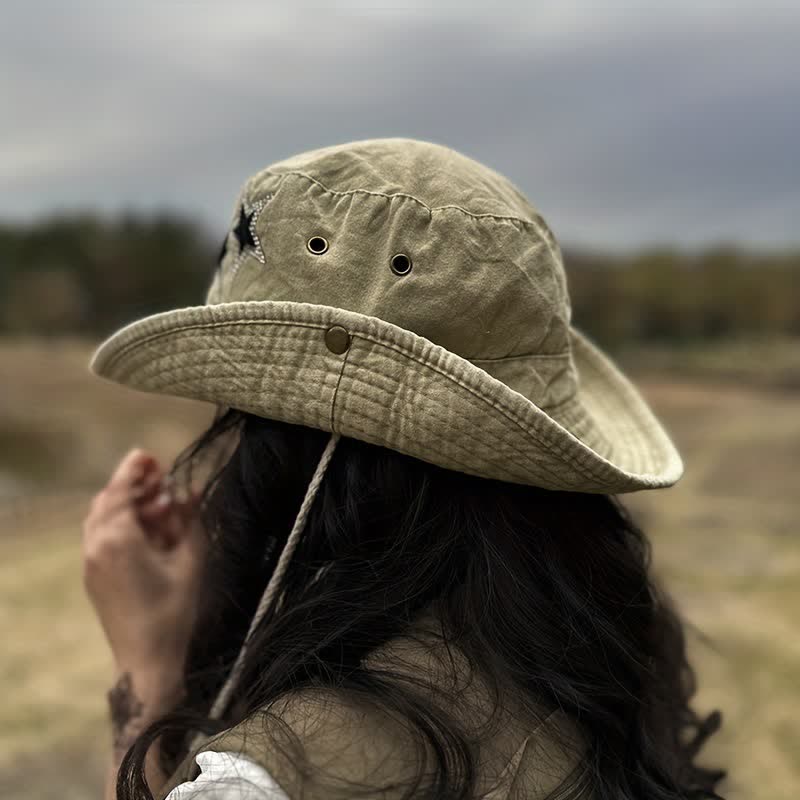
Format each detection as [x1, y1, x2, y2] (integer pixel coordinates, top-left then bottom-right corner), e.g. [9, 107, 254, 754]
[89, 137, 683, 731]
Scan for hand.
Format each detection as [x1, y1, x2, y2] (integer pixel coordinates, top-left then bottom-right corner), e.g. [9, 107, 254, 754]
[82, 448, 208, 684]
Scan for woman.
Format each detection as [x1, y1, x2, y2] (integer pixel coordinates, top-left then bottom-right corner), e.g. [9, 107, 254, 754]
[83, 138, 726, 799]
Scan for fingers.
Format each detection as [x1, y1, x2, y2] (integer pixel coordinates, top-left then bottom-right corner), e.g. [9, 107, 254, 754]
[131, 469, 164, 504]
[84, 447, 207, 571]
[136, 482, 204, 552]
[135, 475, 178, 550]
[136, 487, 174, 522]
[86, 449, 161, 526]
[108, 448, 161, 494]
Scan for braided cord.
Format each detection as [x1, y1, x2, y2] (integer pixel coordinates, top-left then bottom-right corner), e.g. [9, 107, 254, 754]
[187, 431, 342, 753]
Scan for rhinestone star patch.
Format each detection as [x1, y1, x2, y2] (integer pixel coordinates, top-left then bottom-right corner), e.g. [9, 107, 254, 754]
[225, 194, 272, 279]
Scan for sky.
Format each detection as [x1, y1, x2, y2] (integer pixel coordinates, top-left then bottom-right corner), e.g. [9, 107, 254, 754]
[2, 1, 799, 249]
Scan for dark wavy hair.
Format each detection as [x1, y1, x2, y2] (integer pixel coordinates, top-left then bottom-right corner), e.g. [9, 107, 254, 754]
[116, 406, 726, 800]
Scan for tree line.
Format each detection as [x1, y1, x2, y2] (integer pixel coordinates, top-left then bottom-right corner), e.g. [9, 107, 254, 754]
[0, 213, 798, 349]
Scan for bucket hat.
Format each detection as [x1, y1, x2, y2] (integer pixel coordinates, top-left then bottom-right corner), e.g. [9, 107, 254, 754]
[89, 137, 682, 733]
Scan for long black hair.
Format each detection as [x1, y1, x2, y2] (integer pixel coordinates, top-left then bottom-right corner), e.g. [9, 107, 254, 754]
[116, 406, 726, 800]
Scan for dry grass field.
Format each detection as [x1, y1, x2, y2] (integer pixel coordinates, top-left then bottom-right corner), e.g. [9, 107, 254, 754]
[0, 337, 798, 799]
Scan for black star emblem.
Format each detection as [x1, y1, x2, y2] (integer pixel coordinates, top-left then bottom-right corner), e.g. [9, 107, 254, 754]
[233, 204, 257, 254]
[223, 194, 271, 280]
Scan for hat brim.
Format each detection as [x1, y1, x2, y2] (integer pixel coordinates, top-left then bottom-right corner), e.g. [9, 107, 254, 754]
[89, 300, 682, 493]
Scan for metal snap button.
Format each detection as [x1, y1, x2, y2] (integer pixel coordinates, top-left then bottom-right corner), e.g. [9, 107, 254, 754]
[390, 253, 412, 275]
[324, 325, 350, 354]
[307, 236, 329, 254]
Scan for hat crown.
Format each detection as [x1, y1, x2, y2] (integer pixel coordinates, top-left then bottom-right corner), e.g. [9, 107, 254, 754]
[91, 136, 683, 492]
[210, 138, 576, 409]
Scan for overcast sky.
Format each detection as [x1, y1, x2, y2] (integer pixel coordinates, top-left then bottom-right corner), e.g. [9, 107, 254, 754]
[2, 2, 798, 248]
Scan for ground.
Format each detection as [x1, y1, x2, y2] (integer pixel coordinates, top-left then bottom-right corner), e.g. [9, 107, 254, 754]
[0, 337, 797, 800]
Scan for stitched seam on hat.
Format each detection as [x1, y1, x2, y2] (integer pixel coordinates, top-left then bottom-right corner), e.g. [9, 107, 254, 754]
[269, 169, 564, 277]
[127, 348, 609, 487]
[469, 351, 570, 364]
[110, 322, 606, 482]
[104, 322, 569, 371]
[117, 344, 556, 484]
[469, 354, 578, 410]
[329, 345, 350, 434]
[348, 335, 602, 479]
[341, 412, 542, 484]
[264, 169, 554, 237]
[317, 369, 572, 485]
[259, 168, 563, 292]
[570, 334, 655, 471]
[99, 320, 328, 373]
[584, 358, 661, 473]
[102, 319, 612, 482]
[539, 388, 582, 415]
[332, 371, 587, 484]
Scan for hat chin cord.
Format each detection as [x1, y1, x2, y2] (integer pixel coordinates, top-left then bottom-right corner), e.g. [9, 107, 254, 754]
[187, 431, 342, 754]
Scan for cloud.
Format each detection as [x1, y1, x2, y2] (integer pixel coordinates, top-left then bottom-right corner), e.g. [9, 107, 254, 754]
[1, 2, 798, 247]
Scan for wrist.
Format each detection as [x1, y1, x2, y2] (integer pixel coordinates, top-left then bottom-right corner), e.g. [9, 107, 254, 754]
[107, 668, 185, 763]
[112, 660, 186, 707]
[114, 656, 184, 694]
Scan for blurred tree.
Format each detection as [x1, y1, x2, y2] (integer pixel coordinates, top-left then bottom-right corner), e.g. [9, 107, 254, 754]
[0, 216, 797, 346]
[0, 213, 216, 335]
[2, 266, 88, 334]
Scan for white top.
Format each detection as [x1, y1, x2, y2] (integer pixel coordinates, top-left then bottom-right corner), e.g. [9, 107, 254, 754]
[165, 750, 289, 800]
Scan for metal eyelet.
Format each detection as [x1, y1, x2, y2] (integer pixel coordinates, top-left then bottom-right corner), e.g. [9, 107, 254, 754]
[390, 253, 412, 275]
[307, 236, 329, 255]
